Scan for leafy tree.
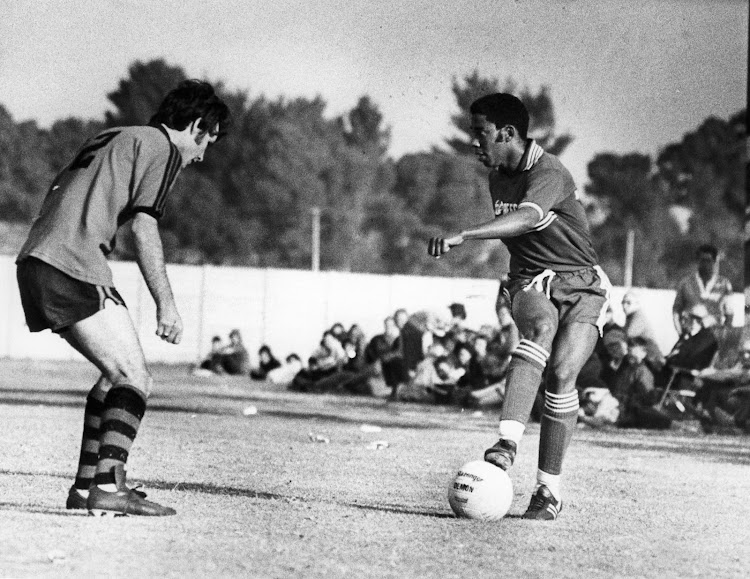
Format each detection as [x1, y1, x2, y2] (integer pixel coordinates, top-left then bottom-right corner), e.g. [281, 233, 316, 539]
[105, 59, 187, 127]
[0, 107, 53, 222]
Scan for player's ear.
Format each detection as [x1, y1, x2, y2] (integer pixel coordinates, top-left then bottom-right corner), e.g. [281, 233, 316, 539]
[189, 117, 204, 135]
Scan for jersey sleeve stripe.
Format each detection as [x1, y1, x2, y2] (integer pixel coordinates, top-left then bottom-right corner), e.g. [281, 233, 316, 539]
[153, 144, 181, 216]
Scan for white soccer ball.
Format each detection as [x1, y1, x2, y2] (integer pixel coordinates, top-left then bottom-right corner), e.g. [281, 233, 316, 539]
[448, 460, 513, 521]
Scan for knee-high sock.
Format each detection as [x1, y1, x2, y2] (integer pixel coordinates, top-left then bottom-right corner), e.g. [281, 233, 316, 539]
[74, 388, 107, 491]
[94, 385, 147, 486]
[538, 389, 579, 476]
[498, 339, 549, 442]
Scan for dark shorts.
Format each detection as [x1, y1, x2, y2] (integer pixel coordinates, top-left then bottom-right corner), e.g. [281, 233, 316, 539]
[505, 266, 611, 333]
[16, 257, 126, 333]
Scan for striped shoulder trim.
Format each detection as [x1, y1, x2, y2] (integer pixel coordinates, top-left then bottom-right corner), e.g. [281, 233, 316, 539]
[522, 140, 544, 171]
[153, 144, 181, 216]
[531, 211, 558, 231]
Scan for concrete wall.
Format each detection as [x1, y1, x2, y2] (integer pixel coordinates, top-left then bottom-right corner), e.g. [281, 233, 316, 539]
[1, 255, 744, 366]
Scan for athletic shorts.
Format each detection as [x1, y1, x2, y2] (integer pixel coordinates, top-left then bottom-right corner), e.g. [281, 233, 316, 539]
[504, 266, 611, 333]
[16, 257, 126, 333]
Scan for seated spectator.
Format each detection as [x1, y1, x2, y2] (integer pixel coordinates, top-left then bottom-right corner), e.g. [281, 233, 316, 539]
[692, 339, 750, 433]
[399, 308, 451, 378]
[621, 291, 663, 370]
[195, 335, 225, 375]
[450, 342, 488, 407]
[218, 329, 251, 376]
[250, 345, 282, 380]
[447, 302, 476, 348]
[266, 354, 304, 388]
[594, 305, 624, 362]
[330, 322, 347, 344]
[661, 304, 719, 389]
[612, 337, 672, 430]
[364, 316, 406, 398]
[290, 330, 348, 392]
[578, 386, 621, 429]
[398, 343, 460, 403]
[343, 324, 368, 372]
[599, 327, 629, 391]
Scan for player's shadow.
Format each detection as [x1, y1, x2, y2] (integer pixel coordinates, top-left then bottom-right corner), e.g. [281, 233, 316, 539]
[0, 469, 454, 519]
[0, 388, 458, 430]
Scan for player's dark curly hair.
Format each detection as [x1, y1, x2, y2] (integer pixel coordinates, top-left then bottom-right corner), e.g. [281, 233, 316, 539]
[149, 80, 230, 139]
[470, 93, 529, 139]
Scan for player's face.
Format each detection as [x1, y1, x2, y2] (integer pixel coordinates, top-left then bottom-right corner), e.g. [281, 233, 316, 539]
[470, 114, 505, 168]
[182, 120, 220, 167]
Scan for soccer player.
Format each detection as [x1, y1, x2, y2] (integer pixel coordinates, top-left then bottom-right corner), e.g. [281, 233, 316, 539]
[16, 80, 230, 516]
[428, 93, 611, 520]
[672, 244, 734, 333]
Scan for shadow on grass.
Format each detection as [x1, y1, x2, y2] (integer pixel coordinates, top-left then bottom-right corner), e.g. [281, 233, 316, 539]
[585, 438, 750, 466]
[0, 389, 467, 430]
[0, 469, 453, 519]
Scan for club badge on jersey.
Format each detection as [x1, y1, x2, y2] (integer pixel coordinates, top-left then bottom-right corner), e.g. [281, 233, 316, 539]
[494, 201, 518, 216]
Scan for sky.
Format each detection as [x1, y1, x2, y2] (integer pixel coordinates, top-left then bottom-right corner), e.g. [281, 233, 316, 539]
[0, 0, 747, 189]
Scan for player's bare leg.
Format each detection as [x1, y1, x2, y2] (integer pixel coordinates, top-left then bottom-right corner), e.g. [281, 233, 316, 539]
[485, 289, 558, 470]
[523, 321, 599, 520]
[61, 300, 174, 516]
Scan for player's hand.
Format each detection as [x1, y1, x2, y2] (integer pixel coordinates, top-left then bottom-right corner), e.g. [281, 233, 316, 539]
[156, 304, 183, 345]
[428, 234, 464, 258]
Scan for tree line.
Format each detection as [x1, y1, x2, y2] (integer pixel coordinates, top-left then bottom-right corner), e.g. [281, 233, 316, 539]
[0, 59, 744, 290]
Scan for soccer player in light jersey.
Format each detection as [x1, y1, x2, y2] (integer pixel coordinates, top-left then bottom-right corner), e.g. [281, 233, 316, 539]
[428, 93, 611, 520]
[16, 80, 230, 516]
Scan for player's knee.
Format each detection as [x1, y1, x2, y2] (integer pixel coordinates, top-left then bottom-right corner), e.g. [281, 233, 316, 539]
[106, 367, 152, 398]
[523, 320, 556, 347]
[548, 365, 579, 391]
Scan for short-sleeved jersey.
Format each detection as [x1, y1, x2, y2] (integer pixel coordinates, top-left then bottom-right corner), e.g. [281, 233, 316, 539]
[489, 140, 598, 278]
[672, 272, 734, 323]
[17, 125, 182, 286]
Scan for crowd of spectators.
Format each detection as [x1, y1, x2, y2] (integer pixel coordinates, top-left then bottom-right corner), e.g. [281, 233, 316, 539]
[194, 244, 748, 436]
[580, 244, 748, 435]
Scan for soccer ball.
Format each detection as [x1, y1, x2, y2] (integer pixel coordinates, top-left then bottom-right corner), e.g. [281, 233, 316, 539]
[448, 460, 513, 520]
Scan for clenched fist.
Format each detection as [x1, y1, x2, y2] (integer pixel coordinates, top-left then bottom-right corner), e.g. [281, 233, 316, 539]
[428, 234, 464, 258]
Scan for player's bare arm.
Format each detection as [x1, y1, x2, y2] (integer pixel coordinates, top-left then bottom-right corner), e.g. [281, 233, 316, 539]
[131, 212, 183, 344]
[428, 206, 539, 258]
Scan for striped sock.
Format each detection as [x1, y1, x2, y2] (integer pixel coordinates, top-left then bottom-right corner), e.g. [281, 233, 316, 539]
[74, 389, 107, 491]
[94, 385, 147, 488]
[499, 339, 549, 425]
[538, 389, 579, 476]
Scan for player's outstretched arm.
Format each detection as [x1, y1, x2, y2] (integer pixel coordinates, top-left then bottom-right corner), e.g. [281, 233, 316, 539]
[131, 212, 183, 344]
[428, 206, 539, 258]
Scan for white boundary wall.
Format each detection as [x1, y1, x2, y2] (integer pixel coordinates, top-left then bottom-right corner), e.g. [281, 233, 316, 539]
[1, 255, 744, 366]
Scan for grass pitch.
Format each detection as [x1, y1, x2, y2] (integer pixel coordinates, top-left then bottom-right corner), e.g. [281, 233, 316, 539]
[0, 359, 748, 578]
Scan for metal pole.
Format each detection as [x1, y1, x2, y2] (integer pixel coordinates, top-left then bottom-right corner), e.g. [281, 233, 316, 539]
[311, 206, 320, 272]
[624, 229, 635, 287]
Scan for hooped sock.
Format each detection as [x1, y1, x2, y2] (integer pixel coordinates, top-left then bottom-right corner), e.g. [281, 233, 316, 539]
[94, 385, 146, 488]
[74, 388, 107, 491]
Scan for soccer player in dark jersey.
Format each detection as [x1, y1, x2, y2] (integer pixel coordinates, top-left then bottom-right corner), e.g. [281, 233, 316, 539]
[428, 93, 611, 520]
[16, 80, 230, 516]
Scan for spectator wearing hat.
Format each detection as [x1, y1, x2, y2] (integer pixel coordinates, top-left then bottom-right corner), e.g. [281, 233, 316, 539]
[673, 244, 734, 334]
